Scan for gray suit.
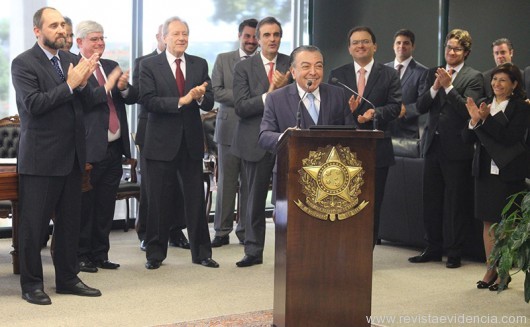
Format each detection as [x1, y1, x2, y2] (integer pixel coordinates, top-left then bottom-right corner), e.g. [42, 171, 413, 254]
[11, 44, 90, 292]
[232, 53, 290, 258]
[211, 50, 248, 241]
[385, 59, 428, 139]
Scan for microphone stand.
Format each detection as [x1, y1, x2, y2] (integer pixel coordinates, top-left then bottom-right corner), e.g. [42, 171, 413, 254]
[331, 77, 378, 131]
[296, 80, 313, 129]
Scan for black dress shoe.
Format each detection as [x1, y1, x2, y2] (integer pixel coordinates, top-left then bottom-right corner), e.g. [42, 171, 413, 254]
[169, 234, 190, 249]
[22, 289, 52, 305]
[140, 240, 146, 252]
[95, 260, 120, 269]
[193, 258, 220, 268]
[236, 255, 263, 267]
[211, 235, 229, 247]
[145, 260, 162, 269]
[489, 276, 512, 291]
[446, 256, 461, 268]
[408, 249, 442, 263]
[79, 260, 98, 273]
[56, 281, 101, 297]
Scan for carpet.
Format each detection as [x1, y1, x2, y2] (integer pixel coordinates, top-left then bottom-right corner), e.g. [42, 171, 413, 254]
[166, 310, 384, 327]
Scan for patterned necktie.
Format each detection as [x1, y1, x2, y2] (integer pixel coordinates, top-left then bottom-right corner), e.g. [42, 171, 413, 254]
[50, 56, 66, 82]
[267, 62, 275, 84]
[94, 64, 120, 134]
[306, 93, 319, 125]
[396, 64, 404, 79]
[358, 67, 366, 97]
[175, 58, 185, 95]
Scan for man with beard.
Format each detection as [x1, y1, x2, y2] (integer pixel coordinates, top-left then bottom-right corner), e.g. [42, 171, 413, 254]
[11, 7, 101, 305]
[210, 18, 258, 247]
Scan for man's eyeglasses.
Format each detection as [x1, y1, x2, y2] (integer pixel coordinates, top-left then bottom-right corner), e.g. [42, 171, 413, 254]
[351, 39, 372, 46]
[445, 45, 464, 53]
[87, 36, 106, 42]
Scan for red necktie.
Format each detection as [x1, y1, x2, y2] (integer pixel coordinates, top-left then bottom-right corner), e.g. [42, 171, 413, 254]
[94, 65, 119, 134]
[267, 62, 274, 84]
[358, 67, 366, 97]
[175, 58, 185, 95]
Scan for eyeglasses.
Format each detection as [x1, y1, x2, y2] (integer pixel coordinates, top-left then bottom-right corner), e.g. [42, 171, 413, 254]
[350, 39, 372, 46]
[445, 45, 464, 53]
[87, 36, 106, 42]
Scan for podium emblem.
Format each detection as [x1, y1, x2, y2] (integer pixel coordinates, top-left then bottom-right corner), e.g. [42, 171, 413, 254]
[295, 145, 368, 221]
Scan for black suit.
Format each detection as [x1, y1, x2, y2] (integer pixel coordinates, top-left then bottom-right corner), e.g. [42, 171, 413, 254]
[132, 51, 186, 243]
[417, 64, 484, 257]
[139, 51, 214, 263]
[11, 43, 90, 292]
[524, 66, 530, 98]
[78, 58, 137, 263]
[329, 61, 402, 246]
[385, 59, 428, 139]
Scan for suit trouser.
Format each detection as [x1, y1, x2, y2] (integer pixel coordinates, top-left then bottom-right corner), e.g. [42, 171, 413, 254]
[19, 163, 82, 293]
[136, 147, 186, 242]
[213, 143, 247, 240]
[145, 145, 212, 262]
[78, 141, 123, 262]
[242, 152, 275, 258]
[422, 138, 473, 257]
[373, 166, 389, 247]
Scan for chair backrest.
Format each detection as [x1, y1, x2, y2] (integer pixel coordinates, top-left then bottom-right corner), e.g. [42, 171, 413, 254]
[0, 115, 20, 159]
[201, 109, 218, 157]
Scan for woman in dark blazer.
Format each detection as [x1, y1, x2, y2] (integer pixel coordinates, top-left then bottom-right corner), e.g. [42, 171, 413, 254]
[464, 63, 530, 291]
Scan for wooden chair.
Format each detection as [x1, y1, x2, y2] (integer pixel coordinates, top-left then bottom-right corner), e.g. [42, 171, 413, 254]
[0, 115, 20, 219]
[116, 157, 140, 232]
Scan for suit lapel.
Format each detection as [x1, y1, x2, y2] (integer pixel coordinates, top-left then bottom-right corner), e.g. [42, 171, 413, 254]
[34, 45, 64, 85]
[230, 50, 240, 72]
[156, 51, 179, 96]
[287, 84, 301, 122]
[363, 62, 381, 99]
[319, 85, 330, 124]
[252, 54, 269, 91]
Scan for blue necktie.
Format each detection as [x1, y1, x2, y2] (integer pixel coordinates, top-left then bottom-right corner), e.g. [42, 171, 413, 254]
[50, 56, 66, 82]
[306, 93, 318, 124]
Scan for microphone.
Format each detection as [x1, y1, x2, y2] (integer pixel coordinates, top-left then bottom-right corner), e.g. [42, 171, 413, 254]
[296, 80, 313, 129]
[330, 77, 378, 131]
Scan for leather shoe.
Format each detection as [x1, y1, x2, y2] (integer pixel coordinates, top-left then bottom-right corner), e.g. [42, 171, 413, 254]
[193, 258, 219, 268]
[446, 256, 461, 268]
[95, 260, 120, 269]
[145, 260, 162, 270]
[211, 235, 229, 247]
[79, 260, 98, 273]
[22, 289, 51, 305]
[489, 276, 512, 291]
[140, 240, 146, 252]
[56, 281, 101, 297]
[408, 249, 442, 263]
[236, 255, 263, 267]
[169, 232, 190, 249]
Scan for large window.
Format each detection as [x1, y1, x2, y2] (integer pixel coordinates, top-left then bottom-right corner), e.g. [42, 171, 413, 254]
[2, 0, 307, 119]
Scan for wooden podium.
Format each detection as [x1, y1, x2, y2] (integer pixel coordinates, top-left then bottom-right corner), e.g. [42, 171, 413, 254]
[273, 129, 383, 327]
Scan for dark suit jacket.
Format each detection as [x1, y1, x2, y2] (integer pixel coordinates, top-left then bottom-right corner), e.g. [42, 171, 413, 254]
[212, 49, 240, 146]
[139, 51, 214, 161]
[524, 66, 530, 99]
[11, 43, 89, 175]
[232, 53, 291, 162]
[258, 83, 354, 152]
[132, 50, 158, 147]
[83, 58, 138, 162]
[417, 64, 484, 160]
[462, 98, 530, 181]
[385, 59, 428, 138]
[329, 61, 402, 167]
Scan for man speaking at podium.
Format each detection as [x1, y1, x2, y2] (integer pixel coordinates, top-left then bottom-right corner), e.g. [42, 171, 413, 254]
[259, 45, 353, 152]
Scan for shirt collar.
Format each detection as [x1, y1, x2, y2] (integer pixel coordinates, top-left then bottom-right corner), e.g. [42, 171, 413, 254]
[354, 58, 374, 74]
[260, 51, 277, 65]
[239, 48, 256, 59]
[394, 57, 413, 70]
[446, 62, 464, 73]
[39, 44, 58, 61]
[166, 51, 185, 66]
[296, 83, 320, 102]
